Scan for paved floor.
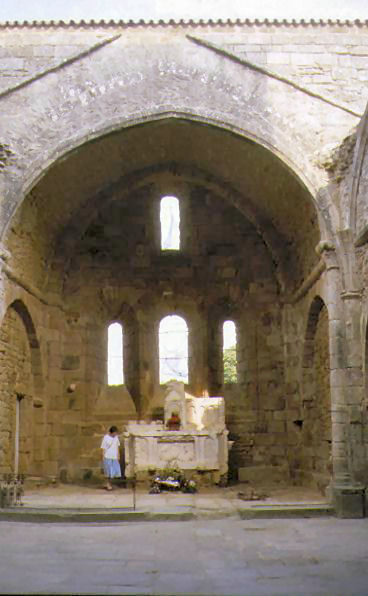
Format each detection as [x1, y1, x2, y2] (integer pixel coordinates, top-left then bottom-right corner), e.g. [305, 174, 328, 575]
[20, 483, 327, 512]
[0, 517, 368, 595]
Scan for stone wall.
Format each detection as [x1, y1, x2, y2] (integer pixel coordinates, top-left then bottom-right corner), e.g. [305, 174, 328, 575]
[0, 303, 34, 474]
[45, 175, 287, 480]
[219, 26, 368, 115]
[0, 22, 367, 115]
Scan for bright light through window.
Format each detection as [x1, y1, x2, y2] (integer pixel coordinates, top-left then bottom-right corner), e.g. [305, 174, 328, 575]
[159, 315, 188, 383]
[108, 322, 124, 385]
[223, 320, 237, 383]
[160, 196, 180, 250]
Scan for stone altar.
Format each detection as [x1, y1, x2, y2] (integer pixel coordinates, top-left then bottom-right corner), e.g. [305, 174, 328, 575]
[124, 382, 231, 483]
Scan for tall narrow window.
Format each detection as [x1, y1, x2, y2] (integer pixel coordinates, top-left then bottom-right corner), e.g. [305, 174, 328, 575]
[223, 320, 237, 383]
[108, 322, 124, 385]
[160, 196, 180, 250]
[159, 315, 188, 383]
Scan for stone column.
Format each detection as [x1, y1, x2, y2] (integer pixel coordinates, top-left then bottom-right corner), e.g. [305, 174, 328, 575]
[189, 310, 208, 397]
[136, 313, 156, 417]
[320, 241, 365, 516]
[333, 290, 366, 517]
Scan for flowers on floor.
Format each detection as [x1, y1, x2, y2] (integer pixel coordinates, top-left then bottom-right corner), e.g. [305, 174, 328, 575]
[149, 469, 197, 494]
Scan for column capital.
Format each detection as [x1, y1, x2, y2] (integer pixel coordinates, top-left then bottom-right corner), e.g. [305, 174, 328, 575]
[315, 240, 335, 255]
[315, 241, 339, 271]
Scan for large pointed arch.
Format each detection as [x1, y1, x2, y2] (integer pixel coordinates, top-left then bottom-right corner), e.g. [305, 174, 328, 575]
[0, 33, 357, 241]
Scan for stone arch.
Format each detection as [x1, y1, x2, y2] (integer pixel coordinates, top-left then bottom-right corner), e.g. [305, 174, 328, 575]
[299, 295, 332, 491]
[55, 159, 294, 291]
[15, 111, 321, 216]
[350, 101, 368, 240]
[4, 298, 43, 400]
[1, 31, 354, 242]
[0, 299, 44, 475]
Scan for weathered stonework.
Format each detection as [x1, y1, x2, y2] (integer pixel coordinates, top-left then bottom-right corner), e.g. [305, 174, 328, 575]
[0, 18, 367, 517]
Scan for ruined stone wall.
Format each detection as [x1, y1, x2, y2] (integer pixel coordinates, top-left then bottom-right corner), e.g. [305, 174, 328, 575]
[0, 20, 366, 496]
[0, 304, 34, 474]
[38, 177, 288, 481]
[2, 133, 317, 482]
[225, 305, 286, 481]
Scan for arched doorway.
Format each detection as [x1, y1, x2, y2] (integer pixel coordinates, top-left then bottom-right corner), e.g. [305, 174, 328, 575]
[300, 296, 332, 492]
[0, 300, 43, 476]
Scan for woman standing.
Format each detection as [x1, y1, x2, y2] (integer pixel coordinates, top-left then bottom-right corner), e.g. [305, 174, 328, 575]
[100, 426, 121, 490]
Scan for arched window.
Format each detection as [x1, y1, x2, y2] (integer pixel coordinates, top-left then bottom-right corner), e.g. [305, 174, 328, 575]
[160, 196, 180, 250]
[107, 322, 124, 385]
[159, 315, 188, 383]
[223, 320, 237, 383]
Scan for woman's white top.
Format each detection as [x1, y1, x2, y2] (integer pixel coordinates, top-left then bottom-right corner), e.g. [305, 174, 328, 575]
[101, 434, 120, 459]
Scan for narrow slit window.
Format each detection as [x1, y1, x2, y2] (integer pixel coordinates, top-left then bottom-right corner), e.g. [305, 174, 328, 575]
[108, 322, 124, 385]
[160, 196, 180, 250]
[223, 320, 237, 384]
[159, 315, 188, 383]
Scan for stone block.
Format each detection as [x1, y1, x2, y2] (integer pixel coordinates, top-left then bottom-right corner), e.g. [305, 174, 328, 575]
[332, 485, 365, 518]
[273, 411, 286, 420]
[0, 57, 24, 69]
[238, 464, 289, 484]
[268, 421, 286, 433]
[46, 436, 60, 450]
[266, 52, 290, 65]
[43, 461, 58, 477]
[61, 355, 80, 370]
[33, 437, 44, 451]
[81, 423, 101, 436]
[34, 423, 46, 437]
[255, 433, 276, 446]
[63, 424, 79, 437]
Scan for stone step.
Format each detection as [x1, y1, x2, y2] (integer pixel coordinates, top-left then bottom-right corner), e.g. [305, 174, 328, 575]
[238, 503, 333, 519]
[0, 503, 334, 523]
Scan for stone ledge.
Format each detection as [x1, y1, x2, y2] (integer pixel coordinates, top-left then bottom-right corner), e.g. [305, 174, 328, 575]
[0, 504, 334, 523]
[238, 503, 333, 519]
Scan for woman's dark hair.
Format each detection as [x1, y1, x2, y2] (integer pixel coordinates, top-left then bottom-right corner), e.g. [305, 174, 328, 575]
[109, 425, 118, 433]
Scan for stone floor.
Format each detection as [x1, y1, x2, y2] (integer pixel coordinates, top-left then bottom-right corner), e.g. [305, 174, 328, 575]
[1, 516, 368, 595]
[20, 482, 327, 513]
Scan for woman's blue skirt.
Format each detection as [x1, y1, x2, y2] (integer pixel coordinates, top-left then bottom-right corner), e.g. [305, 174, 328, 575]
[103, 458, 121, 478]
